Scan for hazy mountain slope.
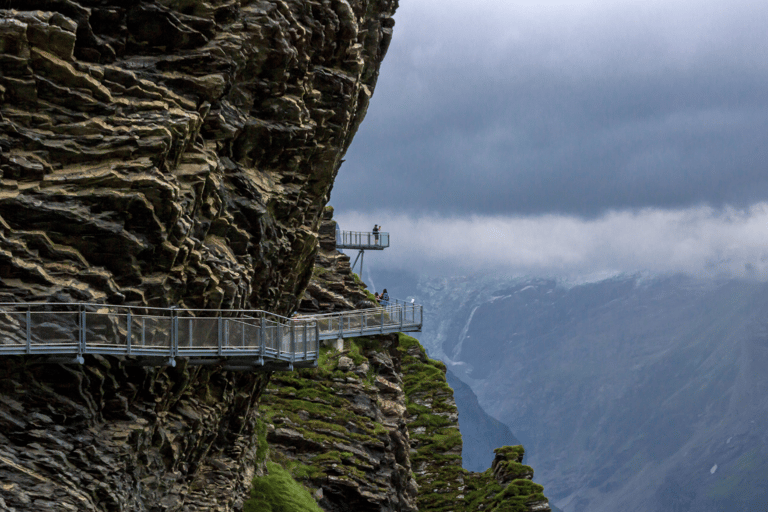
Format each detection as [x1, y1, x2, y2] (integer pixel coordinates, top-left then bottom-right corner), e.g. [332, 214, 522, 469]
[402, 273, 768, 512]
[446, 368, 521, 472]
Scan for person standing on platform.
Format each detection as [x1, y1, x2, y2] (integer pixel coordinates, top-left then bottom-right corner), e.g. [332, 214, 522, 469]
[380, 289, 389, 306]
[373, 224, 380, 244]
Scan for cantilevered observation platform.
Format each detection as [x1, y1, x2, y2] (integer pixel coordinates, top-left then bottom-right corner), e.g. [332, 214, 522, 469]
[0, 301, 422, 371]
[336, 229, 389, 275]
[336, 229, 390, 250]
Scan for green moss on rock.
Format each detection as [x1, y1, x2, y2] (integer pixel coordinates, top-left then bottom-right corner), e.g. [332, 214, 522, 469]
[244, 461, 323, 512]
[397, 332, 550, 512]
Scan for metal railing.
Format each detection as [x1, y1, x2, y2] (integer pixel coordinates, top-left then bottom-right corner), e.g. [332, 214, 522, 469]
[336, 230, 389, 250]
[310, 298, 422, 339]
[0, 303, 319, 370]
[0, 300, 422, 370]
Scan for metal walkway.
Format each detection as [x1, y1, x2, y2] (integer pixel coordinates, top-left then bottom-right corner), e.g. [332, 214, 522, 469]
[336, 230, 389, 250]
[0, 300, 422, 371]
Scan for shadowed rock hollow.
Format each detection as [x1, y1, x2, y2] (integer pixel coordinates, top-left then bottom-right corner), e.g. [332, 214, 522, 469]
[0, 0, 397, 314]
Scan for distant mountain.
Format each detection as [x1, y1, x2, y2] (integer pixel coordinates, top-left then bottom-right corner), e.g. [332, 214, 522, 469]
[381, 271, 768, 512]
[446, 368, 521, 472]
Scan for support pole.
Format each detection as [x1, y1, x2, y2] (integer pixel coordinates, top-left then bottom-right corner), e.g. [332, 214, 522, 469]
[25, 306, 31, 355]
[217, 315, 223, 356]
[259, 316, 265, 366]
[77, 305, 85, 364]
[127, 310, 132, 355]
[290, 321, 295, 366]
[171, 308, 178, 366]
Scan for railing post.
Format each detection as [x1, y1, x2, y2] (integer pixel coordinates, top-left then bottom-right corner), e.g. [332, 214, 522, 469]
[259, 316, 265, 366]
[127, 310, 132, 355]
[172, 308, 178, 361]
[400, 303, 404, 330]
[25, 306, 31, 355]
[217, 315, 223, 356]
[78, 305, 85, 364]
[380, 308, 384, 333]
[290, 321, 295, 365]
[303, 322, 308, 361]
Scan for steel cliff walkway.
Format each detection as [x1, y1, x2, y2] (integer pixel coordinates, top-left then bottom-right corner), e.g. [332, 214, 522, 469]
[0, 300, 422, 371]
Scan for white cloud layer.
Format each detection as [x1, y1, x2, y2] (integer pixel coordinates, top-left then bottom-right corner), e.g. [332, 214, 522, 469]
[335, 204, 768, 279]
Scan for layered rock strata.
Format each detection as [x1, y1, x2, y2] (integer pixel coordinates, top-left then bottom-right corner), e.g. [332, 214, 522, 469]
[0, 1, 398, 510]
[0, 0, 397, 313]
[0, 357, 270, 511]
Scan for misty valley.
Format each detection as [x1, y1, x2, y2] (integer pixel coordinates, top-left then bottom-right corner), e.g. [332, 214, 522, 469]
[371, 270, 768, 512]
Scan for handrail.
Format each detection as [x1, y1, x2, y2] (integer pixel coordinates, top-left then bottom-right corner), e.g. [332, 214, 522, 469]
[0, 299, 422, 370]
[336, 230, 390, 250]
[0, 303, 319, 370]
[307, 299, 422, 340]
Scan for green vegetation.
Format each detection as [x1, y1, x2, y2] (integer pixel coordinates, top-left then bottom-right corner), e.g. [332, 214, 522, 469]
[257, 336, 399, 506]
[256, 329, 549, 512]
[396, 333, 467, 510]
[244, 462, 323, 512]
[395, 333, 549, 512]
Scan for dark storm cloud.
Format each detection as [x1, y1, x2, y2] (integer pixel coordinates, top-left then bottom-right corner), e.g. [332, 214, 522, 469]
[331, 0, 768, 217]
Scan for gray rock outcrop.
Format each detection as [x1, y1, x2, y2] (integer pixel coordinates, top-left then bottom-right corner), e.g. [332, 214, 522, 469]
[0, 0, 396, 313]
[0, 1, 398, 510]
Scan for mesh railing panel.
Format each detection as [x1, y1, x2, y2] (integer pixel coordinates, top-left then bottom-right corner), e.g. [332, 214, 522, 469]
[0, 302, 418, 364]
[130, 315, 173, 348]
[0, 311, 27, 347]
[30, 311, 79, 346]
[85, 312, 125, 346]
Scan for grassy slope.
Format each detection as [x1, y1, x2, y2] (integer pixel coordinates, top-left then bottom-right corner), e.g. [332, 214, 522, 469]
[247, 332, 550, 512]
[397, 333, 550, 512]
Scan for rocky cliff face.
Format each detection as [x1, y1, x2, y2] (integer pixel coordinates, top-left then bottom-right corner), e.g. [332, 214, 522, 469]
[1, 1, 396, 510]
[1, 2, 553, 511]
[0, 0, 396, 313]
[0, 359, 271, 511]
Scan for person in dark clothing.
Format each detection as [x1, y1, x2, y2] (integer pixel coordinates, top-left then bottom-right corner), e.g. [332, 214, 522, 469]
[373, 224, 380, 244]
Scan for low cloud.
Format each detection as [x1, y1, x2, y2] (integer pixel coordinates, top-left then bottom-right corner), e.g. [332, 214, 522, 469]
[335, 204, 768, 279]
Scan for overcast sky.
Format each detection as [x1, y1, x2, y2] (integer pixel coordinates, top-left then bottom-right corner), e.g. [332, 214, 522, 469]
[330, 0, 768, 277]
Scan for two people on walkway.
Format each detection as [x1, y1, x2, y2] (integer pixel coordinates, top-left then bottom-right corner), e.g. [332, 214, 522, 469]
[375, 288, 390, 306]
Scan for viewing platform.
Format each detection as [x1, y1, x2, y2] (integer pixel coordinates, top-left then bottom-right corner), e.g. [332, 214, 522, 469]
[0, 301, 422, 371]
[336, 228, 389, 275]
[336, 229, 390, 250]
